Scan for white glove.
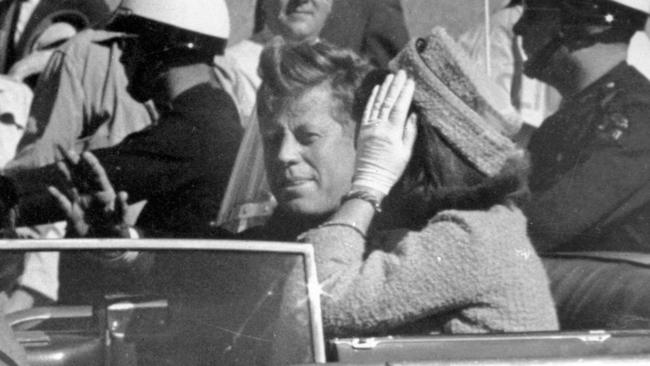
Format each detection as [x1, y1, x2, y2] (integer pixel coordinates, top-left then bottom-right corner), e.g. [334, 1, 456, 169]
[353, 70, 417, 196]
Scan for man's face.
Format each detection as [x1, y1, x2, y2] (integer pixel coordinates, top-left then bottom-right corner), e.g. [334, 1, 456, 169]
[260, 84, 356, 218]
[118, 36, 153, 103]
[514, 0, 565, 81]
[263, 0, 333, 41]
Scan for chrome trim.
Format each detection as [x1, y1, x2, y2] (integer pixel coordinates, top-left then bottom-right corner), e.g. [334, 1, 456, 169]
[0, 239, 311, 252]
[7, 306, 93, 327]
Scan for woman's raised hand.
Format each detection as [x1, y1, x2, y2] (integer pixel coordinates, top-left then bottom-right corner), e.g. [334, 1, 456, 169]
[353, 70, 417, 196]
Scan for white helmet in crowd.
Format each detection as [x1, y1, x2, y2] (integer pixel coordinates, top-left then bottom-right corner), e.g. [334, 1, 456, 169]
[107, 0, 230, 58]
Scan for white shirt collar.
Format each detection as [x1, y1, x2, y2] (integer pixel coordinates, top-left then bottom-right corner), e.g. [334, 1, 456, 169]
[627, 31, 650, 81]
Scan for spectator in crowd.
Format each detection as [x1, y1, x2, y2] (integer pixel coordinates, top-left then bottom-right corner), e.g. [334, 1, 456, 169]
[0, 77, 32, 168]
[516, 0, 650, 329]
[0, 7, 80, 169]
[6, 0, 242, 236]
[4, 28, 154, 173]
[55, 39, 558, 336]
[218, 0, 410, 125]
[2, 0, 122, 172]
[214, 0, 336, 129]
[319, 0, 409, 67]
[0, 11, 86, 315]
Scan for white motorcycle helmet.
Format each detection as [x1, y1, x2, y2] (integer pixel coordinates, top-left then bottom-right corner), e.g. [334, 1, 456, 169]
[519, 0, 649, 78]
[106, 0, 230, 102]
[107, 0, 230, 58]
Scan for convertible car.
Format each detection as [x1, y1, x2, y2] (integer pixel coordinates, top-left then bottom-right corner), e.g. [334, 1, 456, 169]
[2, 239, 650, 366]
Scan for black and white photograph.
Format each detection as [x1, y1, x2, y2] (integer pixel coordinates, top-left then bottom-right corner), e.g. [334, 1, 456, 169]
[1, 0, 650, 365]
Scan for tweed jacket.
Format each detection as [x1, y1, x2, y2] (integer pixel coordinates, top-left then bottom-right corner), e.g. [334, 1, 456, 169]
[301, 204, 559, 337]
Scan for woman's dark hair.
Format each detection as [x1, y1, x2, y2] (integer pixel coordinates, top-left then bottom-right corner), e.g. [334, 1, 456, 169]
[257, 37, 373, 126]
[355, 70, 530, 230]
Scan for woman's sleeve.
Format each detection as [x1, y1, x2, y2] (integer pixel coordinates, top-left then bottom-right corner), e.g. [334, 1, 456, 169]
[300, 217, 490, 335]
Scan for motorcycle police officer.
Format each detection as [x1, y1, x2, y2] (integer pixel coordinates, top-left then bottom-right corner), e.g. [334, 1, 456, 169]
[8, 0, 243, 237]
[30, 1, 268, 364]
[517, 0, 650, 253]
[516, 0, 650, 329]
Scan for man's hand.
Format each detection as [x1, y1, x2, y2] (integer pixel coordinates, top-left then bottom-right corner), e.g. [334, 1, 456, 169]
[47, 149, 130, 237]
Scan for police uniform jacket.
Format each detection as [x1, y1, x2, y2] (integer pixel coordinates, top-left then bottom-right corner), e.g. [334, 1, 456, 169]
[11, 82, 243, 236]
[526, 62, 650, 253]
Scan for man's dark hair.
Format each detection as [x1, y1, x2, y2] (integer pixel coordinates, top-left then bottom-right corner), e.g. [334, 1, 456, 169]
[257, 37, 373, 127]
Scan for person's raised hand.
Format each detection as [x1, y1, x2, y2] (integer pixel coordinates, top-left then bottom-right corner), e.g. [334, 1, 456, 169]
[48, 149, 130, 237]
[353, 70, 417, 197]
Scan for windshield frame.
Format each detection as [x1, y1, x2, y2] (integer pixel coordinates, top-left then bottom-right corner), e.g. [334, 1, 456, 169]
[0, 238, 327, 363]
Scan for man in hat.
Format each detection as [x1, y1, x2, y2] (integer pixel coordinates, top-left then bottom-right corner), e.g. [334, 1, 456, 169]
[517, 0, 650, 252]
[516, 0, 650, 328]
[7, 0, 242, 237]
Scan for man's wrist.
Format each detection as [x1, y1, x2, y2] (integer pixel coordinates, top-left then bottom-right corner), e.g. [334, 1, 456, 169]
[343, 187, 386, 213]
[350, 185, 387, 201]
